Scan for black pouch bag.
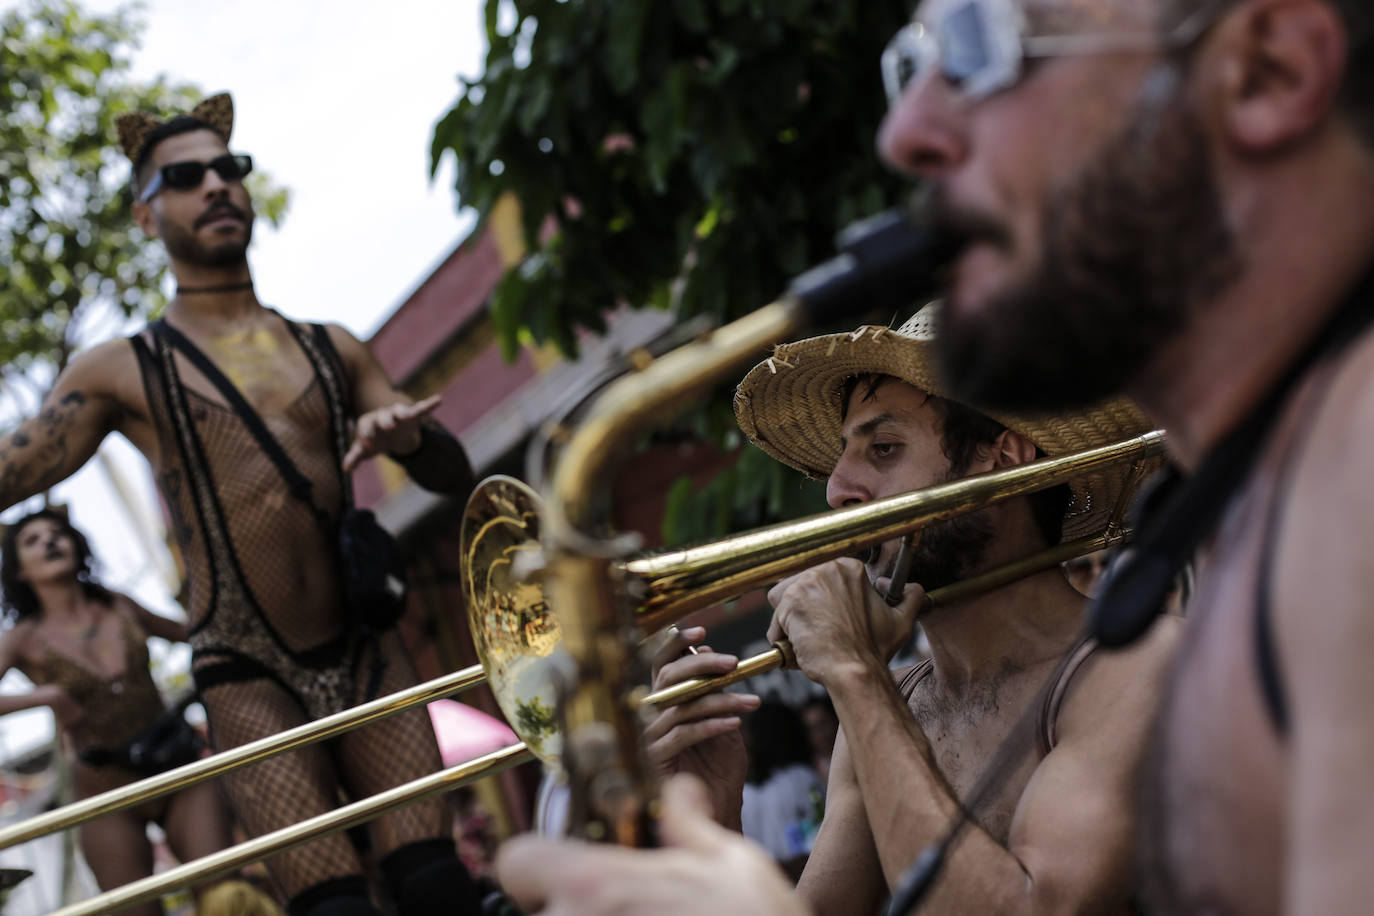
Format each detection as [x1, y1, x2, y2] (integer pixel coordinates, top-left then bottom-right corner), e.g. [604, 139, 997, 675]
[338, 507, 408, 630]
[81, 698, 204, 777]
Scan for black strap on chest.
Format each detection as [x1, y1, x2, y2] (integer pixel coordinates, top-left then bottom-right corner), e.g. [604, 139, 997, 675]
[888, 277, 1374, 915]
[151, 316, 355, 527]
[1088, 267, 1374, 730]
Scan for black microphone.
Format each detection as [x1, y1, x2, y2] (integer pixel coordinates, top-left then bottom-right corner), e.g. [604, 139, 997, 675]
[789, 199, 959, 329]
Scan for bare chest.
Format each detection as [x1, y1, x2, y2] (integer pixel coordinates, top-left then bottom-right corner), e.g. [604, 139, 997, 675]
[21, 609, 134, 685]
[1143, 494, 1287, 915]
[118, 325, 327, 466]
[908, 672, 1044, 843]
[180, 328, 319, 418]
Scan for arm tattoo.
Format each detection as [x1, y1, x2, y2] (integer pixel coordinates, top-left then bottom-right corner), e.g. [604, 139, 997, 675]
[0, 391, 93, 511]
[389, 421, 476, 498]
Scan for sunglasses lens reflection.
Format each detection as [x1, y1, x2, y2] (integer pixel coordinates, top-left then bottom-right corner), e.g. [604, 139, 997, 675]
[940, 2, 994, 84]
[882, 25, 939, 104]
[163, 161, 207, 189]
[883, 1, 1000, 105]
[159, 154, 252, 190]
[220, 154, 253, 181]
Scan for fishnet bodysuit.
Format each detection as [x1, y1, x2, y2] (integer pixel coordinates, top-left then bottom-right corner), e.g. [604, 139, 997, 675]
[129, 320, 449, 899]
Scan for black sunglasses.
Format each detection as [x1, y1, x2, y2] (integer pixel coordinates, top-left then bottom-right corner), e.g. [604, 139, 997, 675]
[139, 153, 253, 203]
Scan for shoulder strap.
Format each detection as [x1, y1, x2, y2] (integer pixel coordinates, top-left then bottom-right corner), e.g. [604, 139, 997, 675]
[279, 318, 356, 513]
[1037, 638, 1098, 756]
[1090, 266, 1374, 649]
[1249, 358, 1344, 737]
[151, 320, 328, 524]
[895, 658, 935, 699]
[1254, 571, 1289, 736]
[291, 322, 352, 439]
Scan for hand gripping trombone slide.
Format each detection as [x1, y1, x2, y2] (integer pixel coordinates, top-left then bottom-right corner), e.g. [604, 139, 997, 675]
[519, 207, 1162, 845]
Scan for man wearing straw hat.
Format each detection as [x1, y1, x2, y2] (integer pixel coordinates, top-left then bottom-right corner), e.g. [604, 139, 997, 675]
[501, 0, 1374, 912]
[500, 305, 1178, 914]
[0, 94, 482, 915]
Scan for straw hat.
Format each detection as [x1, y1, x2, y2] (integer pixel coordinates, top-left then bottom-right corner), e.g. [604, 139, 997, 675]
[733, 305, 1158, 541]
[115, 93, 235, 168]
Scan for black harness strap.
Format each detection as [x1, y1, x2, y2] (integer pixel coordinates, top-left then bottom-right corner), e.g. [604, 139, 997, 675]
[152, 318, 337, 527]
[1090, 268, 1374, 736]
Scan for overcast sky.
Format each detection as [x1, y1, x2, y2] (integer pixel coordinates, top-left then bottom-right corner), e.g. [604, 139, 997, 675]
[0, 0, 491, 761]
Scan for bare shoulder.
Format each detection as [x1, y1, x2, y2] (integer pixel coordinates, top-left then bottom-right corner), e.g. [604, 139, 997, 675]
[106, 590, 143, 621]
[1277, 330, 1374, 599]
[1313, 327, 1374, 448]
[0, 619, 39, 670]
[318, 322, 366, 358]
[109, 590, 187, 643]
[316, 322, 380, 379]
[1273, 329, 1374, 680]
[57, 337, 152, 427]
[62, 337, 141, 396]
[1056, 614, 1181, 740]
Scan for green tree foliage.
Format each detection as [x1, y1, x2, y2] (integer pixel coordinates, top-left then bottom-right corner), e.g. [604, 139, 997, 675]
[432, 0, 912, 357]
[433, 0, 910, 541]
[0, 0, 289, 414]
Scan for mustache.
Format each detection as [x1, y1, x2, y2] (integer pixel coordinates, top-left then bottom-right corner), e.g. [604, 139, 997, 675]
[914, 185, 1013, 253]
[195, 201, 249, 229]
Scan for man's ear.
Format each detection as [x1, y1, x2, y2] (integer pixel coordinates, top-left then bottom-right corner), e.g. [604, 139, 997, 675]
[1212, 0, 1347, 153]
[132, 199, 158, 238]
[990, 428, 1038, 469]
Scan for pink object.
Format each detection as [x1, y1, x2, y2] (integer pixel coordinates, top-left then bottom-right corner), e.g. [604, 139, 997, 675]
[427, 700, 519, 766]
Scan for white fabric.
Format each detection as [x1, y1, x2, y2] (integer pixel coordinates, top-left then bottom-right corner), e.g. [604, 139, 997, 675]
[741, 763, 824, 861]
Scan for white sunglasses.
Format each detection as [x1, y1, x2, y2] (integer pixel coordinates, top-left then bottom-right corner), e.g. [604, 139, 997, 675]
[881, 0, 1215, 106]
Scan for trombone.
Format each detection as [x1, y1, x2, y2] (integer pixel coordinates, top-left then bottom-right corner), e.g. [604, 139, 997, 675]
[462, 432, 1163, 763]
[16, 433, 1161, 916]
[21, 207, 1166, 910]
[4, 430, 1162, 853]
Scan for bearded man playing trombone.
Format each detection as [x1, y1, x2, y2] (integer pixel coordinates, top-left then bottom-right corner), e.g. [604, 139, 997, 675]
[502, 307, 1178, 915]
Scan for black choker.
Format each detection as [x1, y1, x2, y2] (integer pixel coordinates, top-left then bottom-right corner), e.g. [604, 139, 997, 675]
[176, 280, 255, 295]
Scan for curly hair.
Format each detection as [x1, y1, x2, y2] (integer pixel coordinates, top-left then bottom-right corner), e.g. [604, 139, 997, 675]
[1, 510, 111, 624]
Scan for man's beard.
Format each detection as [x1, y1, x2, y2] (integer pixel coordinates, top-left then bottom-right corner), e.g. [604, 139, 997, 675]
[936, 65, 1243, 411]
[875, 499, 996, 594]
[159, 201, 254, 268]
